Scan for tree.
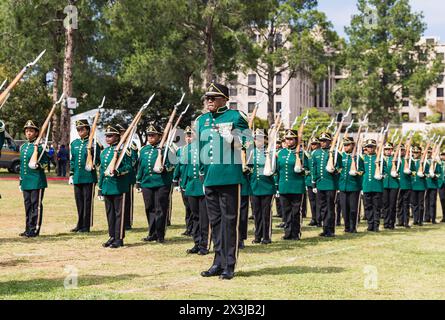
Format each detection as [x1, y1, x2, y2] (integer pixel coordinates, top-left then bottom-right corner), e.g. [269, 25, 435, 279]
[332, 0, 444, 126]
[292, 107, 332, 140]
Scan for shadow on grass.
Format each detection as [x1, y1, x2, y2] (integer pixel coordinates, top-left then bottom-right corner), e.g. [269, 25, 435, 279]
[237, 265, 345, 278]
[0, 274, 142, 296]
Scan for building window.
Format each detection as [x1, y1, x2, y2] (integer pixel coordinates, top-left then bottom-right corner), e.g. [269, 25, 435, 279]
[229, 87, 237, 97]
[248, 102, 256, 113]
[426, 38, 435, 45]
[401, 113, 410, 122]
[276, 87, 281, 96]
[402, 100, 409, 107]
[437, 88, 444, 98]
[276, 73, 282, 86]
[276, 102, 282, 113]
[248, 87, 256, 96]
[229, 102, 238, 110]
[402, 88, 409, 98]
[419, 112, 427, 122]
[275, 33, 283, 47]
[437, 52, 444, 61]
[248, 74, 256, 86]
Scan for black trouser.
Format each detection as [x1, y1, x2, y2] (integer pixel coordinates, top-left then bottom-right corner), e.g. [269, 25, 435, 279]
[397, 189, 411, 226]
[339, 191, 360, 232]
[123, 186, 134, 228]
[307, 187, 318, 224]
[74, 183, 95, 231]
[104, 194, 125, 240]
[251, 195, 273, 241]
[275, 195, 282, 217]
[411, 190, 425, 224]
[336, 192, 342, 225]
[439, 187, 445, 222]
[23, 189, 45, 235]
[383, 188, 399, 228]
[239, 196, 249, 241]
[318, 190, 337, 235]
[364, 192, 382, 231]
[280, 194, 303, 239]
[181, 190, 193, 234]
[58, 160, 67, 177]
[205, 184, 240, 272]
[301, 193, 307, 219]
[188, 195, 209, 250]
[425, 189, 437, 222]
[142, 186, 171, 240]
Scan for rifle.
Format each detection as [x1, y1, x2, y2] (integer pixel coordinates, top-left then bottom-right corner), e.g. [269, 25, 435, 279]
[0, 79, 6, 91]
[242, 99, 261, 171]
[164, 103, 190, 167]
[28, 93, 65, 169]
[350, 113, 368, 174]
[391, 131, 404, 177]
[306, 125, 319, 153]
[338, 120, 354, 157]
[429, 136, 443, 176]
[418, 134, 435, 177]
[105, 94, 155, 176]
[85, 97, 105, 172]
[153, 93, 185, 173]
[263, 113, 282, 176]
[0, 50, 46, 109]
[327, 107, 351, 172]
[294, 111, 309, 172]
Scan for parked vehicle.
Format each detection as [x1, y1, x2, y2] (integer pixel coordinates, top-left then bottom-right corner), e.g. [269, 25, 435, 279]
[0, 132, 21, 173]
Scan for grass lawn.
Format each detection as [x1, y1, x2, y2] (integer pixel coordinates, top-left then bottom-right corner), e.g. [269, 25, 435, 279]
[1, 175, 445, 300]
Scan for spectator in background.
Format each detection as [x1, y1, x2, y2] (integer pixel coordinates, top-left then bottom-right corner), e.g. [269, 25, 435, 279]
[57, 145, 69, 177]
[48, 145, 55, 173]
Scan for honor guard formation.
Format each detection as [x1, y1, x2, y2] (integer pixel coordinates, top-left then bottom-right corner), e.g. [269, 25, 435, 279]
[4, 82, 445, 281]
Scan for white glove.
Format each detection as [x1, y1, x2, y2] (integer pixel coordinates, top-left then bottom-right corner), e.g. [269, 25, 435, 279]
[312, 188, 318, 194]
[174, 186, 181, 192]
[294, 166, 302, 174]
[275, 191, 280, 198]
[97, 195, 104, 201]
[19, 185, 22, 192]
[390, 171, 399, 178]
[69, 176, 74, 185]
[417, 172, 425, 178]
[404, 169, 411, 175]
[219, 128, 234, 144]
[28, 162, 38, 170]
[349, 170, 357, 176]
[326, 165, 335, 173]
[374, 174, 383, 180]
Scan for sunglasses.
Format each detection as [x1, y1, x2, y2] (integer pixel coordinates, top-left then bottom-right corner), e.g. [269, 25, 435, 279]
[205, 96, 222, 102]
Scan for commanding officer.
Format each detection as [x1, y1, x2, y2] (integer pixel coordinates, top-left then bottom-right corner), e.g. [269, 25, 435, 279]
[98, 125, 132, 248]
[19, 120, 49, 237]
[250, 129, 275, 244]
[338, 137, 362, 233]
[312, 132, 342, 237]
[425, 147, 441, 224]
[361, 139, 385, 232]
[307, 138, 321, 227]
[136, 124, 174, 244]
[69, 119, 101, 233]
[438, 151, 445, 223]
[116, 124, 139, 230]
[411, 146, 426, 226]
[173, 128, 193, 236]
[382, 142, 399, 230]
[396, 145, 415, 228]
[196, 82, 250, 280]
[275, 129, 308, 240]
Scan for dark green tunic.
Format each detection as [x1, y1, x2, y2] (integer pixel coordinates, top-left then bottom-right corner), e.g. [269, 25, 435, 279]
[360, 154, 385, 193]
[184, 142, 205, 197]
[410, 159, 426, 191]
[136, 144, 174, 189]
[383, 156, 400, 189]
[311, 148, 342, 191]
[276, 147, 308, 195]
[69, 137, 101, 184]
[98, 144, 132, 196]
[338, 152, 362, 192]
[249, 148, 276, 196]
[19, 141, 48, 191]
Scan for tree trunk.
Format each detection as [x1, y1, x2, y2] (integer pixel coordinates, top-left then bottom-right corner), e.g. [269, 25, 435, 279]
[204, 14, 214, 89]
[267, 23, 276, 126]
[51, 66, 61, 150]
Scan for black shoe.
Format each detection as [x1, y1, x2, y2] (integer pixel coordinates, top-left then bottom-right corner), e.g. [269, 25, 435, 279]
[319, 232, 327, 237]
[317, 223, 323, 227]
[70, 227, 80, 233]
[201, 265, 223, 277]
[78, 228, 90, 233]
[344, 229, 351, 233]
[261, 239, 272, 245]
[143, 235, 158, 242]
[432, 221, 437, 224]
[219, 269, 235, 280]
[181, 231, 190, 236]
[248, 215, 254, 220]
[413, 222, 419, 226]
[238, 241, 245, 249]
[418, 223, 423, 227]
[425, 219, 431, 223]
[405, 225, 411, 229]
[125, 226, 132, 231]
[276, 223, 285, 228]
[396, 223, 403, 227]
[19, 232, 29, 237]
[102, 238, 115, 247]
[350, 230, 358, 233]
[110, 240, 124, 248]
[308, 221, 318, 226]
[26, 231, 38, 238]
[198, 249, 209, 255]
[187, 246, 200, 254]
[324, 233, 335, 238]
[282, 236, 300, 240]
[252, 239, 261, 244]
[157, 238, 165, 244]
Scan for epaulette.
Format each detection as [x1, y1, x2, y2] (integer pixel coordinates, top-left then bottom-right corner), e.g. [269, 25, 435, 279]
[131, 142, 138, 151]
[238, 110, 248, 123]
[126, 149, 131, 157]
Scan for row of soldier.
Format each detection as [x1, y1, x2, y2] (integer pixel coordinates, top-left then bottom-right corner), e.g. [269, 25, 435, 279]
[8, 83, 445, 280]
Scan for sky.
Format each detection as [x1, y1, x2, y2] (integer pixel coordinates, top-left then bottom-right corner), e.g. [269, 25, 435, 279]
[317, 0, 445, 42]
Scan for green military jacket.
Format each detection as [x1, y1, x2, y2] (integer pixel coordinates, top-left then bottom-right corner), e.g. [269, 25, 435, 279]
[425, 159, 441, 189]
[136, 144, 174, 189]
[19, 141, 48, 191]
[399, 158, 415, 190]
[338, 152, 362, 192]
[173, 144, 190, 190]
[98, 144, 132, 196]
[195, 105, 250, 187]
[305, 150, 315, 187]
[183, 142, 205, 197]
[411, 159, 426, 191]
[249, 147, 276, 196]
[127, 142, 139, 185]
[438, 161, 445, 189]
[383, 156, 400, 189]
[69, 137, 101, 184]
[276, 147, 308, 195]
[311, 148, 342, 191]
[360, 154, 385, 193]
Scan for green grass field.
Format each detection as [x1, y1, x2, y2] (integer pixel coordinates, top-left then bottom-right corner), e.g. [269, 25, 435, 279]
[1, 175, 445, 300]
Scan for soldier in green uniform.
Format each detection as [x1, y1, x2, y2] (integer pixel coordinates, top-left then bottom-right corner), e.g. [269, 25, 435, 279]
[69, 119, 101, 233]
[238, 163, 251, 249]
[275, 136, 286, 224]
[275, 129, 309, 240]
[19, 120, 49, 237]
[425, 147, 441, 224]
[396, 145, 415, 228]
[136, 124, 174, 243]
[196, 83, 250, 280]
[361, 139, 386, 232]
[307, 138, 321, 227]
[438, 151, 445, 223]
[312, 132, 342, 237]
[116, 124, 139, 230]
[411, 146, 427, 226]
[382, 142, 399, 230]
[338, 137, 362, 233]
[250, 129, 276, 244]
[172, 128, 193, 236]
[98, 125, 132, 248]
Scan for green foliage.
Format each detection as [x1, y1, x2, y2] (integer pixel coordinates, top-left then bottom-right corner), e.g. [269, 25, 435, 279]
[292, 107, 332, 140]
[253, 117, 270, 131]
[426, 113, 442, 123]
